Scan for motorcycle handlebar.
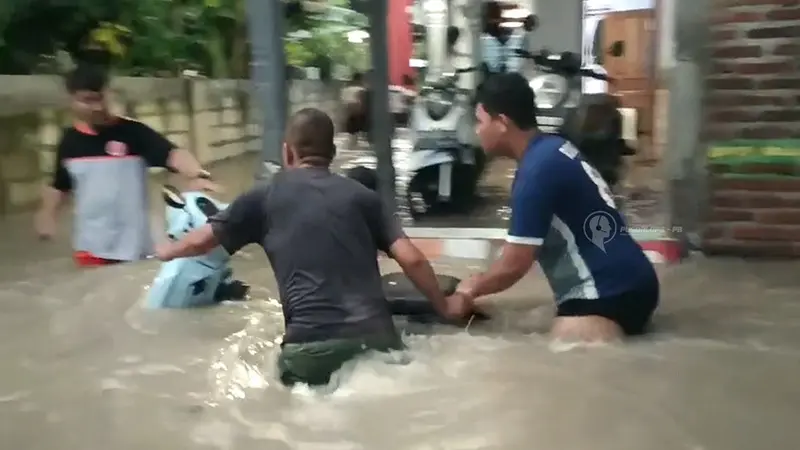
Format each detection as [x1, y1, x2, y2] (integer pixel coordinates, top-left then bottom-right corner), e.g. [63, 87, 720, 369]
[513, 48, 548, 65]
[426, 80, 451, 90]
[419, 81, 472, 97]
[578, 68, 612, 82]
[422, 67, 477, 89]
[514, 48, 611, 82]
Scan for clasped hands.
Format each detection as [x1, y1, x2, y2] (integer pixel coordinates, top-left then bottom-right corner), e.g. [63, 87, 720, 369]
[442, 275, 482, 320]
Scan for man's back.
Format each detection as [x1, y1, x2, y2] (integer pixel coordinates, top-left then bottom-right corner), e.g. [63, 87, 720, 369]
[515, 134, 656, 302]
[263, 168, 396, 343]
[186, 107, 461, 386]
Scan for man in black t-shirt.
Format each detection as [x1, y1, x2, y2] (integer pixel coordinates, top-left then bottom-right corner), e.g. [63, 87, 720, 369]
[155, 108, 471, 387]
[33, 64, 218, 266]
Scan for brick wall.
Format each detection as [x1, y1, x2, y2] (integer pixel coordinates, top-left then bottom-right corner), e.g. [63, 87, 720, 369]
[706, 176, 800, 256]
[703, 0, 800, 257]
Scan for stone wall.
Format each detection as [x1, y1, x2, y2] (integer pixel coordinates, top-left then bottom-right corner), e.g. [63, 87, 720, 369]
[0, 76, 340, 214]
[702, 1, 800, 257]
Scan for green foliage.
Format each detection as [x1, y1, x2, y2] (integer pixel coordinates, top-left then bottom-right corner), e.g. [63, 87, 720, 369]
[0, 0, 369, 77]
[0, 0, 122, 73]
[285, 39, 314, 68]
[285, 0, 369, 77]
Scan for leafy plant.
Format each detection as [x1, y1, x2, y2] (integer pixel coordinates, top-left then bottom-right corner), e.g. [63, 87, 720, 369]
[0, 0, 369, 77]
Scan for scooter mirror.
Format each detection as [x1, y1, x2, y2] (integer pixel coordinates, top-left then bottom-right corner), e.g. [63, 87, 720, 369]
[412, 23, 426, 43]
[162, 185, 186, 209]
[523, 14, 538, 32]
[447, 26, 461, 49]
[609, 40, 625, 57]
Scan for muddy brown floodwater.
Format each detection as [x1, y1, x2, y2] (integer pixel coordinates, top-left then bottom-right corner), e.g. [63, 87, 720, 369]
[0, 149, 798, 450]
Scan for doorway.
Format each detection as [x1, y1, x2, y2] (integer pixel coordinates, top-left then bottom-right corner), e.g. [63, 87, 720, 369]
[583, 1, 662, 227]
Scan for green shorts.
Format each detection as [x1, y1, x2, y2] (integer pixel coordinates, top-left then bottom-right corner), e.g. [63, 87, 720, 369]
[277, 334, 406, 387]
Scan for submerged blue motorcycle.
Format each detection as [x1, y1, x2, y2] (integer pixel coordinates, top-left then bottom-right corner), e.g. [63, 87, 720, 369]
[145, 185, 249, 309]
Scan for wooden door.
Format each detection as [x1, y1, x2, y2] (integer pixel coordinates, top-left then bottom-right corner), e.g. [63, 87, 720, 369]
[601, 9, 657, 159]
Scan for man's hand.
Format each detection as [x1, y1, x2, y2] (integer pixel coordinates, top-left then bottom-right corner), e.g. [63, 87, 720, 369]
[154, 224, 219, 261]
[443, 292, 474, 320]
[455, 275, 480, 300]
[34, 210, 57, 240]
[166, 149, 222, 192]
[154, 242, 176, 261]
[35, 186, 66, 241]
[188, 177, 222, 193]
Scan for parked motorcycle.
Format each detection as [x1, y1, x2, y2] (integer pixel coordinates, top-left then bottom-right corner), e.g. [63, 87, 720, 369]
[515, 43, 635, 187]
[404, 65, 487, 217]
[343, 26, 487, 219]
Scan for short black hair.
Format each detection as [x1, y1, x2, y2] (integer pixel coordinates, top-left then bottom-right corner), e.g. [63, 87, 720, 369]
[476, 73, 537, 130]
[65, 64, 109, 93]
[485, 1, 503, 20]
[285, 108, 336, 163]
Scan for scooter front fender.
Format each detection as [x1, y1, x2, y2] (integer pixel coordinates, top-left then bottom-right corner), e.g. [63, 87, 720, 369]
[146, 258, 227, 309]
[407, 150, 457, 173]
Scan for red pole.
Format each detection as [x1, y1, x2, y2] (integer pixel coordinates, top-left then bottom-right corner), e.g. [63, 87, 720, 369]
[387, 0, 414, 85]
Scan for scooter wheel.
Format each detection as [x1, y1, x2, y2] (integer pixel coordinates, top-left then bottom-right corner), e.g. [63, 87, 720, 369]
[473, 146, 487, 180]
[406, 166, 440, 217]
[449, 164, 481, 210]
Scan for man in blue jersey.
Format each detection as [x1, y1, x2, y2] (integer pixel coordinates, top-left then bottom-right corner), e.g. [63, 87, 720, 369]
[457, 73, 659, 342]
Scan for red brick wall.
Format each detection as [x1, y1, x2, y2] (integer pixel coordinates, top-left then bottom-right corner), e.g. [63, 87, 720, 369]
[706, 178, 800, 256]
[703, 0, 800, 257]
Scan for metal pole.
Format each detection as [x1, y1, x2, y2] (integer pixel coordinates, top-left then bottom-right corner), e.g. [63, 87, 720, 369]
[247, 0, 287, 181]
[664, 0, 711, 248]
[367, 0, 397, 214]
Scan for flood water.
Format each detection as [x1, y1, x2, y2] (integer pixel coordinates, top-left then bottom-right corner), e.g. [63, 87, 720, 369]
[1, 153, 798, 449]
[2, 222, 800, 450]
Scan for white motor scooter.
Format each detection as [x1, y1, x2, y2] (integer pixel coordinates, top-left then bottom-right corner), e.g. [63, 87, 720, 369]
[405, 65, 484, 216]
[344, 1, 486, 218]
[402, 2, 485, 217]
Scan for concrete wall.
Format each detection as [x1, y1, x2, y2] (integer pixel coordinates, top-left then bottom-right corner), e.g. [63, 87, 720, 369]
[701, 1, 800, 257]
[660, 0, 712, 248]
[0, 76, 341, 214]
[530, 0, 583, 55]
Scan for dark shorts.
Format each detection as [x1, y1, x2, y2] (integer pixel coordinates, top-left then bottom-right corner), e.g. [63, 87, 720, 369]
[277, 334, 405, 387]
[556, 282, 660, 336]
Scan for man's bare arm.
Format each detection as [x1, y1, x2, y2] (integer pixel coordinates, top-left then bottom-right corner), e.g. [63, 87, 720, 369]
[388, 237, 451, 316]
[167, 148, 208, 179]
[156, 224, 219, 261]
[39, 186, 67, 216]
[461, 242, 537, 299]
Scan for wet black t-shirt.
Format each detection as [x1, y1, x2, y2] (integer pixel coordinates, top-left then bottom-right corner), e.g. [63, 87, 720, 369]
[208, 168, 403, 343]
